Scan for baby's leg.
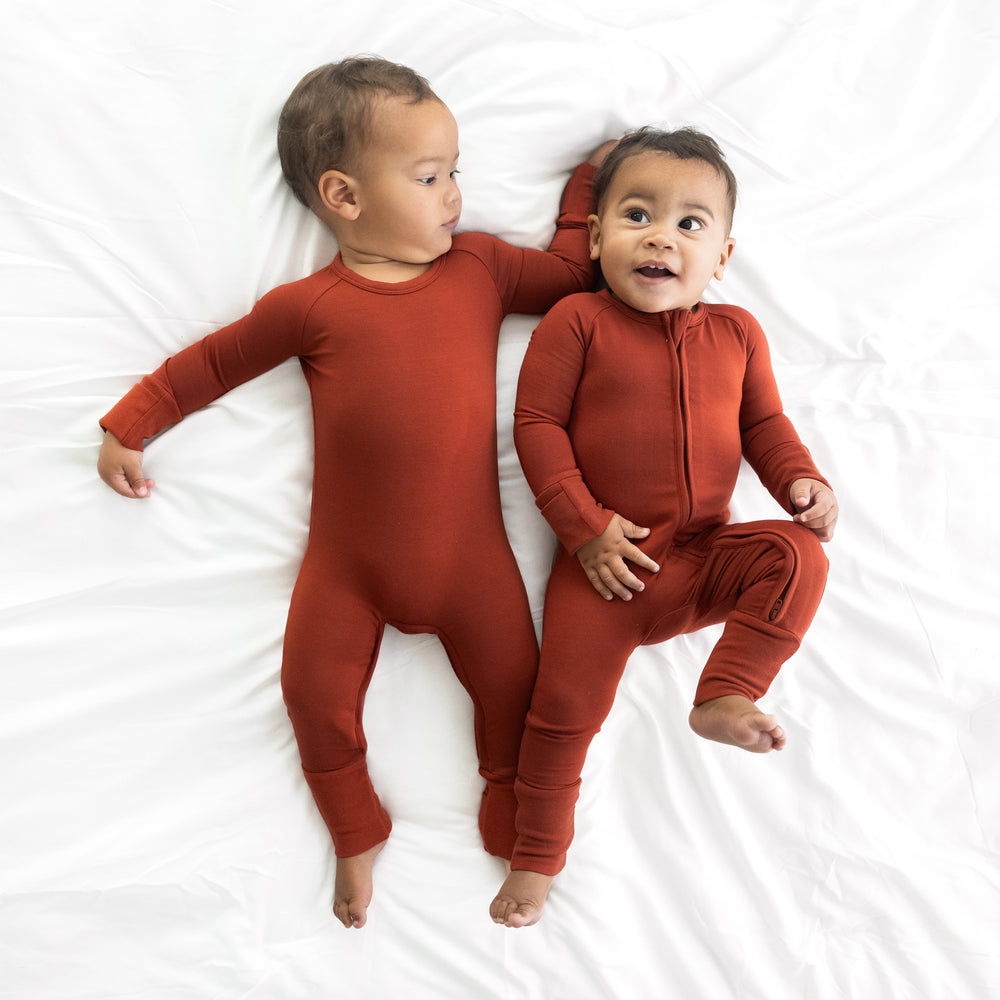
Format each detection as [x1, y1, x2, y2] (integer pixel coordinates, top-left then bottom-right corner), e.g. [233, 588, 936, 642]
[281, 573, 392, 927]
[688, 521, 828, 751]
[492, 561, 636, 926]
[436, 558, 539, 860]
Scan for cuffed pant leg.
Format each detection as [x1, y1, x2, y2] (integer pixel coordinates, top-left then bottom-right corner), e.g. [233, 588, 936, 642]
[511, 559, 641, 874]
[281, 574, 392, 858]
[434, 559, 540, 861]
[690, 520, 829, 705]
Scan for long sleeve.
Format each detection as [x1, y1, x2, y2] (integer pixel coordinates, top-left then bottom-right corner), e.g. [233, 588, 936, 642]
[100, 281, 313, 450]
[514, 297, 614, 553]
[496, 162, 596, 317]
[736, 311, 830, 512]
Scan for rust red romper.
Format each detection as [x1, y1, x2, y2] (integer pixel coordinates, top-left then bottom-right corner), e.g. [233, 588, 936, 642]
[511, 289, 831, 875]
[100, 165, 595, 860]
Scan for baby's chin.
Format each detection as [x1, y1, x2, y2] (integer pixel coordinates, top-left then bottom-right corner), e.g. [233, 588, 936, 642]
[607, 286, 700, 314]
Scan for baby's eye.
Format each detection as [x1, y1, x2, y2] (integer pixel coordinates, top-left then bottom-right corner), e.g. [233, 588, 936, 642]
[679, 217, 704, 231]
[449, 169, 461, 180]
[417, 176, 437, 186]
[626, 209, 649, 223]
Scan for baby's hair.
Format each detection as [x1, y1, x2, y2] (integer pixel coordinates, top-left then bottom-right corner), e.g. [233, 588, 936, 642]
[277, 55, 439, 208]
[593, 126, 738, 229]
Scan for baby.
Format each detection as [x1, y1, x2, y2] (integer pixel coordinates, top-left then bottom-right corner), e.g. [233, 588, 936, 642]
[491, 126, 838, 927]
[98, 55, 613, 929]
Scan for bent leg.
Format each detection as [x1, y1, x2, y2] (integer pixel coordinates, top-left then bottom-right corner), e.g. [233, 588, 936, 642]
[688, 520, 829, 707]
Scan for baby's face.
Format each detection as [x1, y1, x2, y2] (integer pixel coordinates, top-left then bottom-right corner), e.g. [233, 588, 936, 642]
[349, 97, 462, 270]
[588, 151, 735, 313]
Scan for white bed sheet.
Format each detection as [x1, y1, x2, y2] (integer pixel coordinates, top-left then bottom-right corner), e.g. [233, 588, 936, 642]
[3, 2, 999, 998]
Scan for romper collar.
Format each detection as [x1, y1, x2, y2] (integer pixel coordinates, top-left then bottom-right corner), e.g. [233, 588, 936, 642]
[329, 252, 446, 294]
[597, 287, 712, 329]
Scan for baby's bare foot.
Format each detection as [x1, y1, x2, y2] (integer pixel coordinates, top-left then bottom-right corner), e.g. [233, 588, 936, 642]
[333, 840, 386, 929]
[489, 869, 554, 928]
[689, 695, 787, 753]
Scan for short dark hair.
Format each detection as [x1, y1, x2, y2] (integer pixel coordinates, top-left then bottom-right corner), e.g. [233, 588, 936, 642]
[277, 55, 439, 208]
[592, 126, 738, 229]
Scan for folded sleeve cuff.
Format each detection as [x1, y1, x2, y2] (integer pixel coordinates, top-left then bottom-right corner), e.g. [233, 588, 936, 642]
[536, 477, 615, 554]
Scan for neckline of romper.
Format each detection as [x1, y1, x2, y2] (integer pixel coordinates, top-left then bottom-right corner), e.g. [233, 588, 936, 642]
[597, 287, 710, 332]
[329, 252, 446, 294]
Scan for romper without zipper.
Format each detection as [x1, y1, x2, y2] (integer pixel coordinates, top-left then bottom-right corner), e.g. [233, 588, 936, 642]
[100, 164, 597, 861]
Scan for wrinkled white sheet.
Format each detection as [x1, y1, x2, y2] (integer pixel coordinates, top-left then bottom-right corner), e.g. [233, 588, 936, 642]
[3, 2, 998, 998]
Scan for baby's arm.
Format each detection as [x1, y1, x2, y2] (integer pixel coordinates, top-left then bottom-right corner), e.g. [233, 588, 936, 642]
[515, 297, 659, 601]
[494, 139, 618, 316]
[734, 308, 837, 536]
[790, 478, 838, 541]
[97, 281, 308, 498]
[98, 432, 154, 499]
[576, 513, 660, 602]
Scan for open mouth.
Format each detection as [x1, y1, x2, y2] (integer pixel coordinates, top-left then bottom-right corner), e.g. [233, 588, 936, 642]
[635, 264, 675, 279]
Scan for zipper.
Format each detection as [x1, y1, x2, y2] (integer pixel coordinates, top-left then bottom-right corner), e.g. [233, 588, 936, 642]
[668, 310, 694, 526]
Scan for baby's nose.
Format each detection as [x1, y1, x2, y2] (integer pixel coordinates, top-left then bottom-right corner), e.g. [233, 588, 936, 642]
[645, 229, 674, 248]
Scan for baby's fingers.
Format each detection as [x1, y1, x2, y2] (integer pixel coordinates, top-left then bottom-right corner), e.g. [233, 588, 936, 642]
[588, 564, 630, 601]
[805, 510, 837, 541]
[593, 558, 646, 602]
[584, 566, 617, 601]
[624, 542, 660, 575]
[794, 496, 837, 541]
[98, 433, 153, 499]
[110, 469, 155, 499]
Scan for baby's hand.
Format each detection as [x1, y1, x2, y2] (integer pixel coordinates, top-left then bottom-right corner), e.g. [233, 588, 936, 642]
[98, 431, 155, 499]
[576, 513, 659, 601]
[790, 478, 837, 541]
[587, 139, 619, 168]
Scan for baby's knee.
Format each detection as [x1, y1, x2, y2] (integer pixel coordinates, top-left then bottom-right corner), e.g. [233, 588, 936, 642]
[787, 521, 829, 589]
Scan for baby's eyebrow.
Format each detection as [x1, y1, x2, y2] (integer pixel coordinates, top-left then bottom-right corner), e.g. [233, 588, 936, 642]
[683, 202, 716, 219]
[413, 151, 460, 168]
[618, 191, 717, 221]
[619, 189, 655, 203]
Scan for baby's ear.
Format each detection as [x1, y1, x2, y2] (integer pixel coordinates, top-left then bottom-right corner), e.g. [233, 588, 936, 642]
[316, 170, 360, 220]
[714, 237, 735, 280]
[587, 214, 602, 261]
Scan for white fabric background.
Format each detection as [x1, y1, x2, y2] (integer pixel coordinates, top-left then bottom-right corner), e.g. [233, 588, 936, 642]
[3, 2, 998, 998]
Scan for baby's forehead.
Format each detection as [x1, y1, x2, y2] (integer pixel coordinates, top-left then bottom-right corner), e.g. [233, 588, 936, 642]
[368, 95, 455, 143]
[602, 151, 729, 212]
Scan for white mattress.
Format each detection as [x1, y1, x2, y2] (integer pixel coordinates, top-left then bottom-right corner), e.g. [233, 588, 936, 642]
[3, 2, 998, 998]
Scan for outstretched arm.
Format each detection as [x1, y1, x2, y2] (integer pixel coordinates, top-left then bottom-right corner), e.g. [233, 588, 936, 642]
[98, 432, 155, 499]
[499, 139, 618, 315]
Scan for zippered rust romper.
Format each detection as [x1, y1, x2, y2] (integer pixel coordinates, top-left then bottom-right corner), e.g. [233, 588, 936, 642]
[511, 289, 830, 875]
